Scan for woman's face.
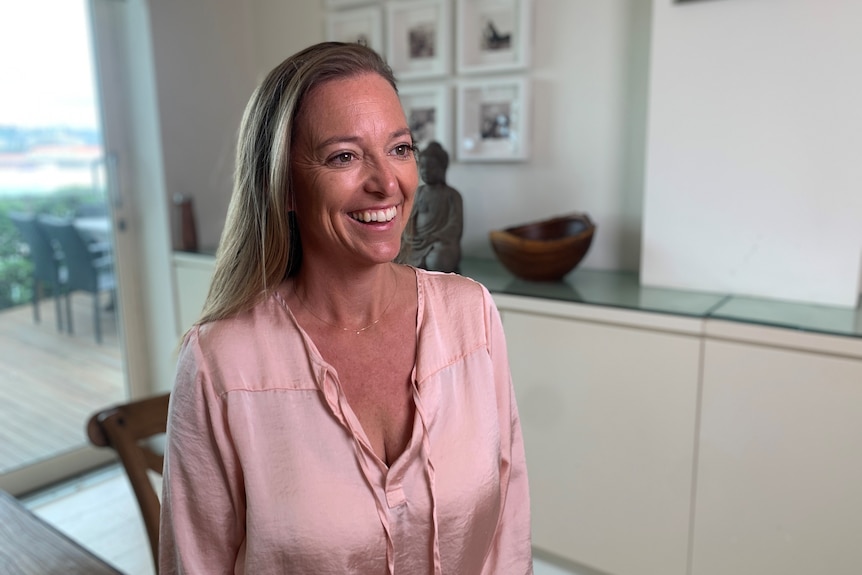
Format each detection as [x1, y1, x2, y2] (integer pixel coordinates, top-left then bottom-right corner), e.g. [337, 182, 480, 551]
[291, 73, 418, 270]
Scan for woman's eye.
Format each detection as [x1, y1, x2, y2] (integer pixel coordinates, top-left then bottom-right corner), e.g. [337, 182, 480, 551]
[392, 144, 415, 158]
[329, 152, 355, 165]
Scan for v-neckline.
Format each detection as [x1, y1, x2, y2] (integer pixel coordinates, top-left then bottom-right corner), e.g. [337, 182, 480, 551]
[272, 267, 426, 474]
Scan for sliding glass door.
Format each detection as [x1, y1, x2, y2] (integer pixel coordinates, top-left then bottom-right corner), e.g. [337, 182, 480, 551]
[0, 0, 154, 496]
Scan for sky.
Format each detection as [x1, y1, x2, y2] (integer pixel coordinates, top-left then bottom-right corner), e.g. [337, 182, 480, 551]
[0, 0, 100, 129]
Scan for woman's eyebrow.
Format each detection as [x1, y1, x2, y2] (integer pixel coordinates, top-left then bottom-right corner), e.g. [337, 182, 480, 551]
[316, 128, 413, 151]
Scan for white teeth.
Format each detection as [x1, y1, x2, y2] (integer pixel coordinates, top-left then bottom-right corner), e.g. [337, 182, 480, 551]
[351, 207, 396, 223]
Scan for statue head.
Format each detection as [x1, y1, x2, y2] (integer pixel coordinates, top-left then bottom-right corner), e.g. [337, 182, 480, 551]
[418, 141, 449, 185]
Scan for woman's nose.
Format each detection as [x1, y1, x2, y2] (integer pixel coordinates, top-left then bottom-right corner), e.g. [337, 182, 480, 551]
[363, 156, 399, 196]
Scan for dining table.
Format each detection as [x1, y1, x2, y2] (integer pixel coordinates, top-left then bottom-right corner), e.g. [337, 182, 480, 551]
[0, 489, 122, 574]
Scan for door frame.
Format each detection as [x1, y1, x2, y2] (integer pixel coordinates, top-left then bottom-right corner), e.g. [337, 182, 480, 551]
[89, 0, 177, 402]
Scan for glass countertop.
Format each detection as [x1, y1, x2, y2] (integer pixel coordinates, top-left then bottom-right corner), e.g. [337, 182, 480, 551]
[173, 251, 862, 339]
[459, 258, 862, 339]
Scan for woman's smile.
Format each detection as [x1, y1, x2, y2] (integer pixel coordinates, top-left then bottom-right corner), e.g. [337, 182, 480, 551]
[348, 205, 398, 224]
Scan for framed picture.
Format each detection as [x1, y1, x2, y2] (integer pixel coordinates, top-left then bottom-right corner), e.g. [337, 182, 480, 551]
[456, 0, 532, 75]
[456, 76, 530, 162]
[399, 83, 452, 153]
[325, 0, 381, 9]
[386, 0, 451, 80]
[326, 5, 384, 54]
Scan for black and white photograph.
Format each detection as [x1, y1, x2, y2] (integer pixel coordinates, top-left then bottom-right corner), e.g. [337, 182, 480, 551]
[326, 5, 384, 54]
[399, 83, 451, 152]
[480, 101, 511, 139]
[481, 13, 513, 52]
[409, 23, 436, 59]
[411, 107, 437, 141]
[456, 76, 530, 162]
[386, 0, 451, 80]
[457, 0, 532, 75]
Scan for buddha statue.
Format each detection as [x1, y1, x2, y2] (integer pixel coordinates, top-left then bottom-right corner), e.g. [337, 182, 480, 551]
[399, 141, 463, 272]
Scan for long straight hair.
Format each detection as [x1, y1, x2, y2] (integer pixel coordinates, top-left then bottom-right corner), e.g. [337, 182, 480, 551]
[197, 42, 398, 325]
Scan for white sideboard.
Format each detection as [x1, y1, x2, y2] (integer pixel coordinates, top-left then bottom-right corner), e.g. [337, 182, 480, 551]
[691, 320, 862, 575]
[171, 251, 215, 336]
[496, 294, 701, 575]
[493, 293, 862, 575]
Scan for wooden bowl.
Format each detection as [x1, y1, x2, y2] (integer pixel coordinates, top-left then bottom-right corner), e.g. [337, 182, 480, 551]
[489, 213, 596, 281]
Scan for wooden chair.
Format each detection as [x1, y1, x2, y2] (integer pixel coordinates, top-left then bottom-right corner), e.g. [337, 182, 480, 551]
[86, 393, 170, 572]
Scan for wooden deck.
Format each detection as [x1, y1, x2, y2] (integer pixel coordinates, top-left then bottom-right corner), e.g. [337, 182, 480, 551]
[0, 292, 125, 475]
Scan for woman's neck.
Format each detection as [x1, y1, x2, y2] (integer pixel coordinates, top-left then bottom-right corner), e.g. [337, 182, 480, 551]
[291, 263, 399, 331]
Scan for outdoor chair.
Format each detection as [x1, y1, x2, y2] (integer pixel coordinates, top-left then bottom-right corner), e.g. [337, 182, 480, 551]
[37, 215, 116, 343]
[86, 392, 170, 573]
[8, 212, 67, 331]
[73, 202, 112, 255]
[74, 201, 109, 218]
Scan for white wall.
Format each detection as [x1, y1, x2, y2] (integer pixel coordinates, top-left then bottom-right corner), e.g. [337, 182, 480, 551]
[450, 0, 651, 270]
[148, 0, 258, 251]
[149, 0, 651, 272]
[250, 0, 326, 78]
[147, 0, 330, 251]
[642, 0, 862, 307]
[146, 0, 862, 309]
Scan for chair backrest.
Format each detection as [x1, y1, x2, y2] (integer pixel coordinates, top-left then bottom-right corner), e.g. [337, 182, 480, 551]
[37, 215, 100, 291]
[87, 393, 170, 572]
[75, 201, 109, 218]
[8, 212, 62, 283]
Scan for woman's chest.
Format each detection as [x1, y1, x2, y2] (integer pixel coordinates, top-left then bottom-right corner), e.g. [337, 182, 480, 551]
[319, 322, 417, 465]
[232, 371, 503, 572]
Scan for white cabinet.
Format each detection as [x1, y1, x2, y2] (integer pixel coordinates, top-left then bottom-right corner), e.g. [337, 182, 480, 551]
[691, 321, 862, 575]
[171, 252, 215, 337]
[495, 294, 703, 575]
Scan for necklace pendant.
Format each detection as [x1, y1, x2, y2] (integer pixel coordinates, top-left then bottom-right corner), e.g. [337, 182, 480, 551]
[293, 267, 397, 335]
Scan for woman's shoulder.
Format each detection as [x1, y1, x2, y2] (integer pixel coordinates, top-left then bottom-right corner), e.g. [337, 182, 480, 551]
[414, 267, 493, 334]
[415, 267, 487, 300]
[179, 310, 265, 376]
[178, 291, 303, 393]
[412, 268, 500, 377]
[193, 301, 271, 350]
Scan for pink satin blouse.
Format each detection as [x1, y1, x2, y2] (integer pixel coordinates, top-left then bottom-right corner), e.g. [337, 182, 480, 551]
[159, 268, 532, 574]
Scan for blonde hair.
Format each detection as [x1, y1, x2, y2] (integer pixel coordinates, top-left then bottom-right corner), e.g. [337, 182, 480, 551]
[197, 42, 398, 325]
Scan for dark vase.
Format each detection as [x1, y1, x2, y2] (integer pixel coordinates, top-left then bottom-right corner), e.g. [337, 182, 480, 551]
[174, 194, 198, 252]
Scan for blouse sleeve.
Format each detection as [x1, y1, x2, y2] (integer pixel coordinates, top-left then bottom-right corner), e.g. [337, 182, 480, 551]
[481, 287, 534, 574]
[159, 328, 246, 574]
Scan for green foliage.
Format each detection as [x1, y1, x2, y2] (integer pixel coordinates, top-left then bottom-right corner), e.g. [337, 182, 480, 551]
[0, 255, 30, 310]
[0, 186, 106, 310]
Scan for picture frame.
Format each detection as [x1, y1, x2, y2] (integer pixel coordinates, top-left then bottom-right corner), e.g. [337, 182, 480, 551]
[399, 83, 452, 153]
[385, 0, 451, 81]
[326, 5, 384, 54]
[455, 0, 532, 75]
[456, 76, 530, 162]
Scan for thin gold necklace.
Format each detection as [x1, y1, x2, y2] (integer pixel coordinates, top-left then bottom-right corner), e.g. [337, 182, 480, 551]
[294, 269, 397, 335]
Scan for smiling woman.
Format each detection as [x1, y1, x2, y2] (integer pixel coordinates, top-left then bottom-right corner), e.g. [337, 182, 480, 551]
[159, 42, 533, 575]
